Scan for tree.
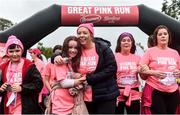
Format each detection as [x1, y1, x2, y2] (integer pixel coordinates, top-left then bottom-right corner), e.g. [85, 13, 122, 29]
[162, 0, 180, 21]
[37, 42, 53, 59]
[0, 18, 14, 31]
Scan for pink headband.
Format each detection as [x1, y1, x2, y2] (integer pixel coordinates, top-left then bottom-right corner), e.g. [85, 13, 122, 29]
[5, 35, 24, 51]
[77, 23, 94, 36]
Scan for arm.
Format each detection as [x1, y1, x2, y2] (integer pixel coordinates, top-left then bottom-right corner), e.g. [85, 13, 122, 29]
[54, 55, 68, 64]
[138, 64, 166, 79]
[55, 75, 86, 88]
[86, 48, 117, 85]
[43, 75, 51, 92]
[138, 64, 150, 80]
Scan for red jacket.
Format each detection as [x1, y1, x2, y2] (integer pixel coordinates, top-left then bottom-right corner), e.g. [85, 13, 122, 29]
[0, 58, 43, 114]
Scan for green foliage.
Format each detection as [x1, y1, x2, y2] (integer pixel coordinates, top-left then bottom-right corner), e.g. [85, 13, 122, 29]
[0, 18, 14, 31]
[162, 0, 180, 20]
[37, 42, 53, 59]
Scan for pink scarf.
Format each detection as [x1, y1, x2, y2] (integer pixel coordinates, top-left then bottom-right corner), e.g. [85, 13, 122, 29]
[6, 59, 24, 113]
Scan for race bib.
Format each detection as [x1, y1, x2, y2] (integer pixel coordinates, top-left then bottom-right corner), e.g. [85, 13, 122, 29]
[120, 75, 137, 85]
[159, 72, 176, 86]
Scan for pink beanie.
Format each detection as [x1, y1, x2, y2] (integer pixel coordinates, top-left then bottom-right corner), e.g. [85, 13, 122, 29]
[77, 23, 94, 36]
[5, 35, 24, 51]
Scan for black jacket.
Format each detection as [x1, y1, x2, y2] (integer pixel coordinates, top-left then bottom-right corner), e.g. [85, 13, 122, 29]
[0, 58, 43, 114]
[86, 37, 119, 102]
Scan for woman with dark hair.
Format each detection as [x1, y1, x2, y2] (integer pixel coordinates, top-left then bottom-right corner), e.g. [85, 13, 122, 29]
[55, 23, 119, 114]
[139, 25, 180, 114]
[115, 32, 141, 114]
[51, 36, 86, 114]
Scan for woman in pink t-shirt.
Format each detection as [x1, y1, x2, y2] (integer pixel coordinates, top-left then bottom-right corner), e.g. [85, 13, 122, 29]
[43, 45, 62, 92]
[54, 23, 119, 114]
[139, 25, 180, 114]
[51, 36, 86, 114]
[115, 32, 141, 114]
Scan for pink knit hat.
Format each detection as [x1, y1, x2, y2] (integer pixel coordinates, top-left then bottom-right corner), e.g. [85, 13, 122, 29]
[77, 23, 94, 36]
[5, 35, 24, 51]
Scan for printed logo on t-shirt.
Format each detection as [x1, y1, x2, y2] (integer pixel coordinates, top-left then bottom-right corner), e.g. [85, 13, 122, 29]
[80, 56, 97, 72]
[119, 62, 137, 73]
[157, 57, 176, 65]
[157, 57, 177, 70]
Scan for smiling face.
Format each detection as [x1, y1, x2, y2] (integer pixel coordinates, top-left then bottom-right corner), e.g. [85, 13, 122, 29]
[77, 27, 93, 46]
[157, 28, 169, 46]
[7, 45, 23, 63]
[68, 40, 78, 58]
[62, 36, 82, 72]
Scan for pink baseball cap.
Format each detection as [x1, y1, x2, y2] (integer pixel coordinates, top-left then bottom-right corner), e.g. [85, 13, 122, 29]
[29, 48, 41, 55]
[77, 23, 94, 36]
[5, 35, 24, 51]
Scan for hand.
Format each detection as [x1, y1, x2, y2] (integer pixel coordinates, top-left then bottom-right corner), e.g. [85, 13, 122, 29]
[79, 75, 86, 82]
[74, 73, 82, 79]
[11, 84, 22, 93]
[54, 55, 64, 64]
[74, 76, 86, 86]
[138, 64, 149, 73]
[0, 82, 9, 92]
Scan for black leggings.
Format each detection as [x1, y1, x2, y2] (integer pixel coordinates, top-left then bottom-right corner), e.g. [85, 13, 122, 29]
[116, 100, 140, 114]
[85, 99, 116, 114]
[151, 89, 179, 114]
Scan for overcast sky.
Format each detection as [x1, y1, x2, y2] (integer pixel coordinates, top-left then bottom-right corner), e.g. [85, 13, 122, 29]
[0, 0, 164, 53]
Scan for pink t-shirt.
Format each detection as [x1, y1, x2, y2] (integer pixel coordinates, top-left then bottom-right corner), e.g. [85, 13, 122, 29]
[140, 47, 180, 92]
[34, 58, 45, 74]
[42, 62, 56, 84]
[115, 53, 140, 88]
[79, 47, 99, 102]
[115, 53, 141, 103]
[34, 58, 48, 102]
[51, 64, 74, 114]
[6, 59, 24, 114]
